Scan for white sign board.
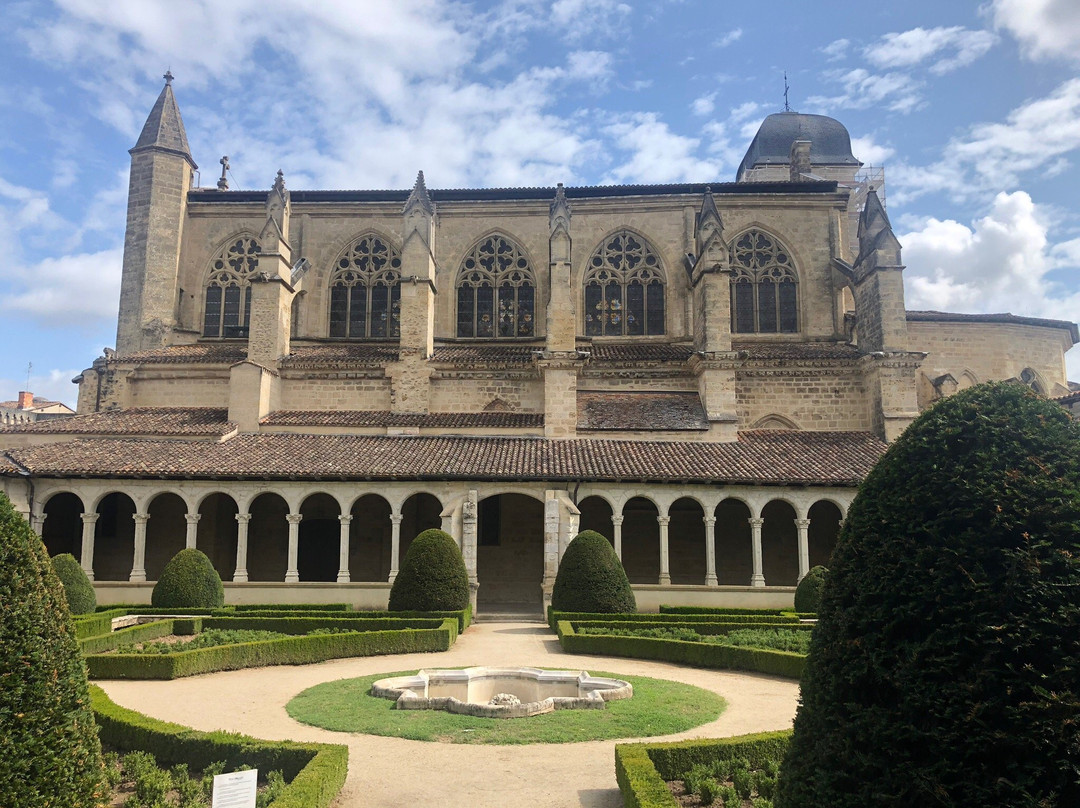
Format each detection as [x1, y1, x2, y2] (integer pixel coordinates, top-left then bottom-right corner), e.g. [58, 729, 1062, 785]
[212, 769, 258, 808]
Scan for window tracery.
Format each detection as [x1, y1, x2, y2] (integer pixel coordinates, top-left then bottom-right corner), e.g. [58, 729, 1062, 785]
[202, 236, 261, 337]
[730, 229, 798, 334]
[456, 236, 535, 338]
[328, 235, 401, 338]
[583, 231, 665, 336]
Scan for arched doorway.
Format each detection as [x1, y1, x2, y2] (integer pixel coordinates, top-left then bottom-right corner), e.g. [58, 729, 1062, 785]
[715, 498, 752, 585]
[398, 493, 442, 564]
[621, 496, 660, 584]
[349, 494, 392, 582]
[197, 493, 239, 581]
[669, 497, 706, 584]
[145, 492, 186, 581]
[247, 493, 289, 582]
[94, 492, 136, 581]
[299, 493, 341, 582]
[476, 493, 544, 611]
[808, 500, 843, 569]
[578, 495, 614, 545]
[41, 492, 83, 560]
[761, 499, 798, 586]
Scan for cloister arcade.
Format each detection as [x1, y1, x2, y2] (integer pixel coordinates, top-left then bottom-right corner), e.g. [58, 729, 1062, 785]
[31, 479, 851, 611]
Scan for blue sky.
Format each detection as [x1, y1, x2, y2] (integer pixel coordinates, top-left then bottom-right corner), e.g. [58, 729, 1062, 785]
[1, 0, 1079, 406]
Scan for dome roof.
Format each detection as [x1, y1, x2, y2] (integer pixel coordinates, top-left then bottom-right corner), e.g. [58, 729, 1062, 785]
[738, 112, 861, 177]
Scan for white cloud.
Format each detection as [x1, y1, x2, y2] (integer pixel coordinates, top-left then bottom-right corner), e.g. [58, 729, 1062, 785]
[850, 135, 895, 166]
[602, 112, 723, 184]
[550, 0, 631, 39]
[807, 68, 923, 115]
[901, 191, 1080, 379]
[0, 248, 123, 325]
[820, 38, 849, 61]
[713, 28, 742, 48]
[992, 0, 1080, 63]
[691, 93, 715, 116]
[864, 26, 997, 75]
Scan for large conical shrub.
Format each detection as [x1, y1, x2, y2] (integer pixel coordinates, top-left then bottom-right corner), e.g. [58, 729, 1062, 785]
[792, 564, 827, 614]
[0, 493, 105, 807]
[551, 530, 636, 613]
[776, 383, 1080, 807]
[51, 552, 96, 615]
[151, 548, 224, 608]
[388, 529, 469, 611]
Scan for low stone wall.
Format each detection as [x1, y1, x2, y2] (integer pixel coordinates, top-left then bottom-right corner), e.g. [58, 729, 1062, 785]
[91, 581, 391, 609]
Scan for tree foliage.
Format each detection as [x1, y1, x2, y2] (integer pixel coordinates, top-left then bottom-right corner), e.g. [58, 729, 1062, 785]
[552, 530, 636, 613]
[0, 493, 105, 807]
[51, 552, 97, 615]
[776, 383, 1080, 807]
[792, 565, 827, 614]
[150, 548, 224, 609]
[388, 529, 470, 611]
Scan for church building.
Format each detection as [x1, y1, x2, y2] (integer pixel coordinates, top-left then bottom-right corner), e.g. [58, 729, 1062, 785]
[2, 75, 1075, 613]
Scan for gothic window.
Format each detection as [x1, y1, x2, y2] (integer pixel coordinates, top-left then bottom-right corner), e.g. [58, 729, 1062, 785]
[328, 235, 401, 338]
[456, 235, 535, 338]
[1019, 367, 1044, 394]
[730, 230, 798, 334]
[584, 231, 665, 336]
[202, 236, 261, 337]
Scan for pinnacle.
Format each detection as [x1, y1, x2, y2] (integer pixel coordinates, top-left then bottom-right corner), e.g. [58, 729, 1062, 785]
[132, 73, 195, 167]
[404, 170, 435, 215]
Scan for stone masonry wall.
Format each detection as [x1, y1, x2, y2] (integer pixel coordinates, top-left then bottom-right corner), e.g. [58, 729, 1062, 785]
[736, 368, 871, 431]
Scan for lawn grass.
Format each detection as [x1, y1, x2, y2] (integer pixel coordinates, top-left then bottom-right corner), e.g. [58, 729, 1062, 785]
[286, 669, 725, 745]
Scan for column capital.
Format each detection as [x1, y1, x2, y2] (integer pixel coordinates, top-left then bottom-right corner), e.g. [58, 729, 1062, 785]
[390, 513, 404, 525]
[795, 518, 811, 529]
[702, 516, 716, 526]
[235, 512, 252, 524]
[185, 513, 202, 525]
[748, 517, 765, 528]
[610, 514, 624, 525]
[133, 512, 150, 524]
[338, 514, 353, 525]
[657, 515, 671, 526]
[81, 512, 100, 524]
[286, 513, 303, 525]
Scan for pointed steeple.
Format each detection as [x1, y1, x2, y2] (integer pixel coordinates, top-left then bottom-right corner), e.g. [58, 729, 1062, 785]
[132, 71, 196, 168]
[696, 186, 722, 239]
[403, 170, 435, 216]
[854, 188, 900, 270]
[857, 187, 891, 240]
[694, 186, 727, 270]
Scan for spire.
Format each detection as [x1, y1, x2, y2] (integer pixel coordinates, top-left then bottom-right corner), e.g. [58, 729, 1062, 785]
[549, 182, 571, 235]
[695, 185, 725, 259]
[854, 188, 901, 271]
[696, 186, 722, 234]
[403, 170, 435, 216]
[857, 187, 891, 240]
[131, 71, 196, 169]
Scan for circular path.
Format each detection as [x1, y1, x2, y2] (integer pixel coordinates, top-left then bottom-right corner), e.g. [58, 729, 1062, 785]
[97, 620, 799, 808]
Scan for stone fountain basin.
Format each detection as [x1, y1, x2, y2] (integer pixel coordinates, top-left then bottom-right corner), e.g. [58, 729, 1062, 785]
[371, 666, 633, 719]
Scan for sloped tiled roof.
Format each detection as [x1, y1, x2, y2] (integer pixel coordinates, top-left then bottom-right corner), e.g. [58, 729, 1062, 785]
[0, 407, 232, 436]
[587, 344, 694, 362]
[120, 343, 400, 366]
[578, 392, 708, 431]
[261, 410, 544, 428]
[431, 345, 537, 365]
[3, 430, 886, 486]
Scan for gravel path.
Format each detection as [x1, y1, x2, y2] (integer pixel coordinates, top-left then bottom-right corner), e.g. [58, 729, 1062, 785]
[97, 620, 799, 808]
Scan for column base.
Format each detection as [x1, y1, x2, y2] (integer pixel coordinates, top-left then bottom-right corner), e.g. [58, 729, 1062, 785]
[336, 571, 350, 583]
[659, 574, 671, 586]
[750, 574, 766, 587]
[128, 570, 146, 582]
[388, 569, 398, 584]
[705, 574, 718, 586]
[233, 571, 249, 582]
[285, 571, 300, 583]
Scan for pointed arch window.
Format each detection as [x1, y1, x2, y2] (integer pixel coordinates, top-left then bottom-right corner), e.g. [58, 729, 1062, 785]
[202, 236, 261, 337]
[584, 231, 665, 336]
[730, 230, 798, 334]
[328, 235, 402, 338]
[456, 235, 535, 338]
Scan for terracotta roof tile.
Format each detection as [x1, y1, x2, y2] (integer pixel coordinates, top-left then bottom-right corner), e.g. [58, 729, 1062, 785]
[261, 410, 544, 428]
[0, 407, 232, 436]
[586, 344, 693, 362]
[431, 345, 537, 365]
[578, 392, 708, 431]
[283, 344, 399, 365]
[5, 430, 886, 486]
[731, 341, 861, 360]
[120, 343, 399, 365]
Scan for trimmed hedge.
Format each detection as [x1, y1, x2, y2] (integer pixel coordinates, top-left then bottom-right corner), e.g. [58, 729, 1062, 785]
[558, 621, 805, 678]
[73, 608, 127, 639]
[51, 552, 96, 614]
[388, 529, 470, 611]
[552, 530, 636, 613]
[232, 603, 351, 612]
[548, 608, 799, 630]
[564, 619, 814, 638]
[86, 618, 458, 680]
[151, 549, 224, 609]
[91, 685, 346, 808]
[658, 606, 791, 616]
[615, 731, 792, 808]
[79, 619, 177, 655]
[792, 565, 827, 614]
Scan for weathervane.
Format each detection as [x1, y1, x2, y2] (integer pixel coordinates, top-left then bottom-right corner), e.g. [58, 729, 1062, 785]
[783, 71, 791, 112]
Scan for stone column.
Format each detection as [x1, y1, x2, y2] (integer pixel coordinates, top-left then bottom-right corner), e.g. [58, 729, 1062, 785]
[80, 513, 98, 581]
[285, 513, 302, 583]
[130, 513, 149, 582]
[749, 517, 765, 587]
[234, 513, 251, 582]
[703, 516, 717, 586]
[461, 492, 479, 612]
[31, 510, 45, 535]
[611, 514, 624, 561]
[337, 515, 352, 583]
[795, 518, 811, 582]
[389, 513, 403, 583]
[184, 513, 201, 550]
[658, 515, 671, 585]
[543, 496, 561, 595]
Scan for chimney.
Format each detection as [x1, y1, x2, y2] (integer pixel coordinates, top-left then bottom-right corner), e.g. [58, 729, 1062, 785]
[790, 139, 812, 180]
[17, 391, 34, 409]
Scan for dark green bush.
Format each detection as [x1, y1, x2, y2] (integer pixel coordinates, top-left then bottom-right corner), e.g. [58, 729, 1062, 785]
[0, 493, 106, 807]
[551, 530, 636, 613]
[151, 548, 224, 609]
[792, 565, 827, 614]
[777, 383, 1080, 807]
[51, 552, 97, 615]
[387, 529, 469, 611]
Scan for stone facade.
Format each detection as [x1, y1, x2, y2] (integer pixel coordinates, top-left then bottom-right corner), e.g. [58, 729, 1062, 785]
[0, 79, 1075, 613]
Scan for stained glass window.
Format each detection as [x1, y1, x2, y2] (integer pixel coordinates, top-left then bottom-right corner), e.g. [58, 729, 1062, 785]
[202, 236, 261, 337]
[328, 235, 401, 338]
[729, 230, 798, 334]
[583, 231, 665, 336]
[456, 236, 535, 338]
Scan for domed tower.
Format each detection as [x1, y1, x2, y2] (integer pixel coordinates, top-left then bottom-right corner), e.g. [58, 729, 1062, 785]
[736, 111, 862, 184]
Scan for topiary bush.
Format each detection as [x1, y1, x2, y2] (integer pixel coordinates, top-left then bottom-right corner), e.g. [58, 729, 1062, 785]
[792, 565, 827, 614]
[51, 552, 97, 615]
[151, 548, 224, 609]
[551, 530, 636, 613]
[776, 382, 1080, 807]
[387, 529, 469, 611]
[0, 492, 106, 807]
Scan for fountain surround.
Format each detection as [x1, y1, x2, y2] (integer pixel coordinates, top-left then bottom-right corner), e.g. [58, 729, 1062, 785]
[371, 666, 633, 719]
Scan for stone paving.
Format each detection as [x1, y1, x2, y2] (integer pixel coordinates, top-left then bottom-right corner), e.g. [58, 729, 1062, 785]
[97, 619, 799, 808]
